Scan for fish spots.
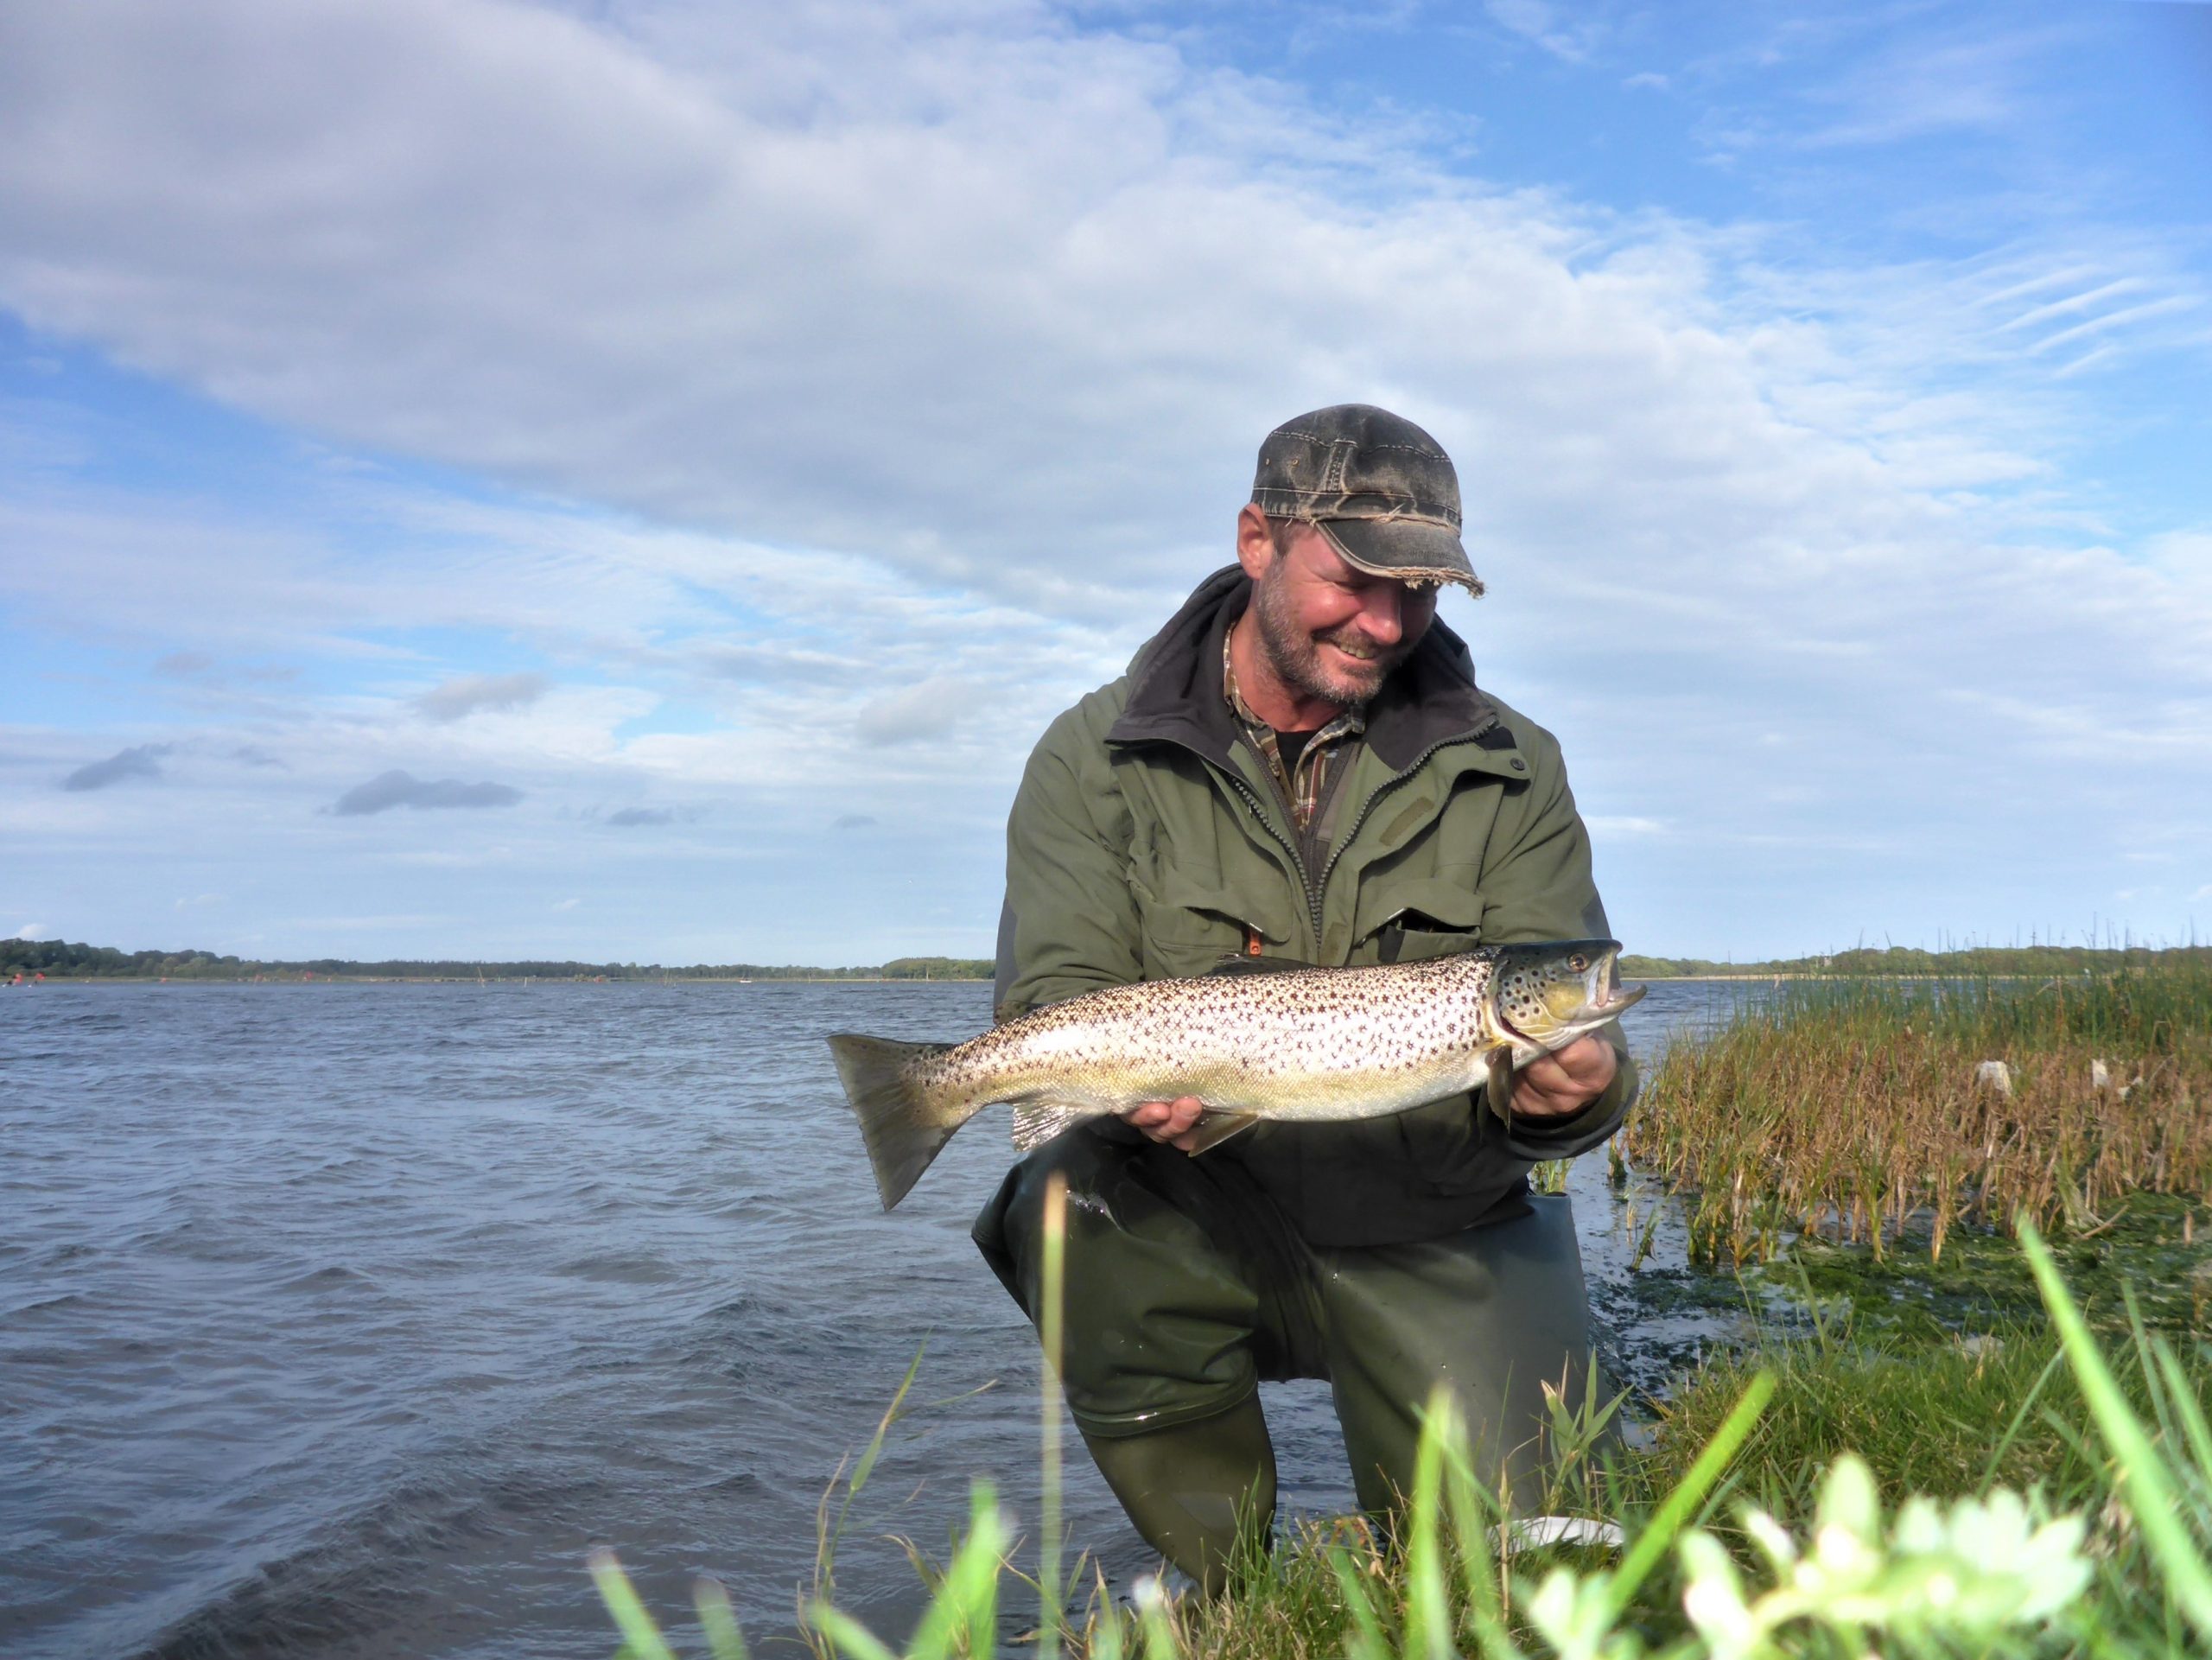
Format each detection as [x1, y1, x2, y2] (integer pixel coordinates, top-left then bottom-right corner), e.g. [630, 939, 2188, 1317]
[893, 948, 1597, 1124]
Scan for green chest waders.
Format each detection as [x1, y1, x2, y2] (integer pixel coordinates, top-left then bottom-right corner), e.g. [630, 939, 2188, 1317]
[972, 1129, 1610, 1593]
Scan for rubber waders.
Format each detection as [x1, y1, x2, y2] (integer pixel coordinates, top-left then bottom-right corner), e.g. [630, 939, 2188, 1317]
[1077, 1397, 1276, 1597]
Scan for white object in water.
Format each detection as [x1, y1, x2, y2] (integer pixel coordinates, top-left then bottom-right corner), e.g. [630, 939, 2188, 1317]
[1975, 1059, 2013, 1097]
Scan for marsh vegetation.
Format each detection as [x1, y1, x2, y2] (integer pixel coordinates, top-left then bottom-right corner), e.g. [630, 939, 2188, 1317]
[1618, 958, 2212, 1266]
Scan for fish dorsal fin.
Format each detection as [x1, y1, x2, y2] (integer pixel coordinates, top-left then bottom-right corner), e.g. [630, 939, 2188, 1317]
[1010, 1101, 1089, 1153]
[1181, 1110, 1262, 1155]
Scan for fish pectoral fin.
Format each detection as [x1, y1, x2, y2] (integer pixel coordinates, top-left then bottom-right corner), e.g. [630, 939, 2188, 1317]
[1180, 1110, 1262, 1156]
[1010, 1101, 1091, 1153]
[1485, 1046, 1517, 1127]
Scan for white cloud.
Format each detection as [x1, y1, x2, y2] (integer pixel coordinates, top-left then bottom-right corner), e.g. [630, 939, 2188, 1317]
[855, 677, 976, 747]
[1485, 0, 1601, 63]
[2, 0, 2127, 612]
[11, 923, 51, 940]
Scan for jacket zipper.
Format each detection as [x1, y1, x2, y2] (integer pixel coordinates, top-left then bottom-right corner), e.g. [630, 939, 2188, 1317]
[1216, 769, 1319, 958]
[1310, 716, 1500, 952]
[1207, 713, 1498, 961]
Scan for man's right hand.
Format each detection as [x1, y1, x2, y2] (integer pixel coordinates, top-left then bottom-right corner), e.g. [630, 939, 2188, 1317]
[1122, 1096, 1207, 1151]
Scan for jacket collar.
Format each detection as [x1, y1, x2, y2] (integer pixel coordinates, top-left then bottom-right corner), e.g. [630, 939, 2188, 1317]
[1105, 565, 1499, 773]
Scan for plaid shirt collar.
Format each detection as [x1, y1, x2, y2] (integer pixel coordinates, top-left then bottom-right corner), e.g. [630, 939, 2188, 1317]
[1223, 628, 1364, 830]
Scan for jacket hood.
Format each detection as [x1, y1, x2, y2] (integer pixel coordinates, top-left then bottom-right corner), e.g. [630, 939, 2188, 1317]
[1105, 565, 1498, 773]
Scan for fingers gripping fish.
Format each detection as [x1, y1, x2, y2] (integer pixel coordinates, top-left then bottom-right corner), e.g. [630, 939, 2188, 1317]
[825, 941, 1644, 1210]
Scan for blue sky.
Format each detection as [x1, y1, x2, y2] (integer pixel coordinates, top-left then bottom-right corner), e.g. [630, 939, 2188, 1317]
[3, 0, 2209, 964]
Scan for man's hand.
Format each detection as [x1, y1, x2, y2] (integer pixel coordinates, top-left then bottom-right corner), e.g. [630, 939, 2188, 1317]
[1122, 1044, 1615, 1148]
[1510, 1035, 1618, 1122]
[1122, 1096, 1208, 1152]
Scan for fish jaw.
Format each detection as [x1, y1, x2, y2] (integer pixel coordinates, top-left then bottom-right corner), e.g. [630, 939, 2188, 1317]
[1491, 939, 1643, 1065]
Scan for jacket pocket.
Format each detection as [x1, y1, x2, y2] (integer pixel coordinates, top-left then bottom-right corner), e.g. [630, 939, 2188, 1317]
[1356, 875, 1485, 964]
[1135, 868, 1297, 980]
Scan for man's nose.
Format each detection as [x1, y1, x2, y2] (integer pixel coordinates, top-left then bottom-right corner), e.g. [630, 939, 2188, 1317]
[1356, 586, 1405, 646]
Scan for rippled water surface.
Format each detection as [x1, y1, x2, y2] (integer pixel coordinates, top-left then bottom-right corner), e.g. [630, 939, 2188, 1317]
[1, 979, 1751, 1657]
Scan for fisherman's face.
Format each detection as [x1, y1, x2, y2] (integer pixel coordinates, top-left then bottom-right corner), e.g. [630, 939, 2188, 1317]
[1249, 521, 1437, 709]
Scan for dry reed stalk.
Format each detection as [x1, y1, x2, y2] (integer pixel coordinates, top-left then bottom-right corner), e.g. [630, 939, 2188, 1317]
[1618, 969, 2212, 1265]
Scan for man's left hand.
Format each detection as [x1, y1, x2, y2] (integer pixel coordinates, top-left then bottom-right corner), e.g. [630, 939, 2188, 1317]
[1510, 1035, 1618, 1122]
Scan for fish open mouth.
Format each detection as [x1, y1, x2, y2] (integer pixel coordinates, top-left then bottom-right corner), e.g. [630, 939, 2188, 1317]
[1594, 955, 1646, 1015]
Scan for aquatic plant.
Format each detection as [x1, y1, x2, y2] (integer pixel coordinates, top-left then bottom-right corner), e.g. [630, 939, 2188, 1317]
[1618, 961, 2212, 1263]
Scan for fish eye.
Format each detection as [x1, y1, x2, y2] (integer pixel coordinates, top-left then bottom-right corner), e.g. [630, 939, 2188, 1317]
[1567, 953, 1588, 972]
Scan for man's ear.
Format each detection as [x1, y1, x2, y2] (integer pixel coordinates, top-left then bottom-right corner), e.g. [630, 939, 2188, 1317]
[1235, 504, 1276, 582]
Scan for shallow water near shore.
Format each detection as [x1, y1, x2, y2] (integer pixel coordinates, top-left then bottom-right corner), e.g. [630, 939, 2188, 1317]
[1, 978, 1752, 1658]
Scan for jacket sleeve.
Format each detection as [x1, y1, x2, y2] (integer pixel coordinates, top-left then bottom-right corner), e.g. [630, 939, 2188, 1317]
[993, 709, 1141, 1024]
[1475, 721, 1640, 1158]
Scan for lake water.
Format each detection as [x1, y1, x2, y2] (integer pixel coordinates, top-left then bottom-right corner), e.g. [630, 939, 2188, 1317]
[0, 977, 1754, 1657]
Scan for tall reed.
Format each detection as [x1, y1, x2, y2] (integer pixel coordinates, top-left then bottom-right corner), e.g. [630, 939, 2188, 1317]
[1619, 961, 2212, 1263]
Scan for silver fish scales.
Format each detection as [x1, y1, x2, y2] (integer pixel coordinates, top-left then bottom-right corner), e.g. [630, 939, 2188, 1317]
[827, 940, 1643, 1209]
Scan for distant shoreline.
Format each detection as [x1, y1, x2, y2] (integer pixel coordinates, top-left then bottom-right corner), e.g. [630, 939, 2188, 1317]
[3, 975, 995, 986]
[10, 937, 2205, 986]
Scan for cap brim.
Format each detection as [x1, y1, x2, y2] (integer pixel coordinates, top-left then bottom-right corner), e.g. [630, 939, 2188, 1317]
[1316, 517, 1483, 595]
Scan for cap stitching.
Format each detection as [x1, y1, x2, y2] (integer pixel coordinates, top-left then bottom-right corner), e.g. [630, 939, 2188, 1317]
[1271, 429, 1445, 461]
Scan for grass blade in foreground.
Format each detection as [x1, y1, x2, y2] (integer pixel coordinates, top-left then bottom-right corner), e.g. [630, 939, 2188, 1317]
[588, 1551, 679, 1660]
[1040, 1173, 1068, 1660]
[2019, 1217, 2212, 1643]
[1606, 1371, 1773, 1619]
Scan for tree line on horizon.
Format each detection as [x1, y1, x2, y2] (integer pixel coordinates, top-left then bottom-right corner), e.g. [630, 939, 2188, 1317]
[7, 936, 2206, 983]
[1, 938, 995, 982]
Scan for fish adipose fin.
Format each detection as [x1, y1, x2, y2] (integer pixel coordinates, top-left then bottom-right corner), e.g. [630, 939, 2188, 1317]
[826, 1034, 959, 1210]
[1181, 1110, 1261, 1155]
[1010, 1101, 1090, 1153]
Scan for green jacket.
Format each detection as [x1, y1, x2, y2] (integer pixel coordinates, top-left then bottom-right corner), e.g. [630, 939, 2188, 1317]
[993, 567, 1637, 1247]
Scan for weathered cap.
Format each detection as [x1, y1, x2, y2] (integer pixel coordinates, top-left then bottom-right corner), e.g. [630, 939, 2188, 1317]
[1249, 404, 1481, 594]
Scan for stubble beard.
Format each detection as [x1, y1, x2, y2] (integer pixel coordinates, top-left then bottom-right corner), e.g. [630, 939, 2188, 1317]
[1250, 563, 1409, 712]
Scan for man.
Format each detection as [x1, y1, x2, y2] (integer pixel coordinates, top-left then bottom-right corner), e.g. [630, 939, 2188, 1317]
[972, 404, 1637, 1593]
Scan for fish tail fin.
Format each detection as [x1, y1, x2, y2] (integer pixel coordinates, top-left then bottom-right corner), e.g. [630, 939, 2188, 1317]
[825, 1034, 966, 1210]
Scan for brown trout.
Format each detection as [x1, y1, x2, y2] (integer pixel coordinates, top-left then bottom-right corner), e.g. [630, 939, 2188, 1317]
[826, 940, 1643, 1209]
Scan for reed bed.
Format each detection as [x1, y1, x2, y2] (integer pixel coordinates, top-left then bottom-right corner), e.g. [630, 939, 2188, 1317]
[1618, 960, 2212, 1265]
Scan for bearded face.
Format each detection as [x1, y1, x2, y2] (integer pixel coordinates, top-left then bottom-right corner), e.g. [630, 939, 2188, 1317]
[1249, 535, 1429, 710]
